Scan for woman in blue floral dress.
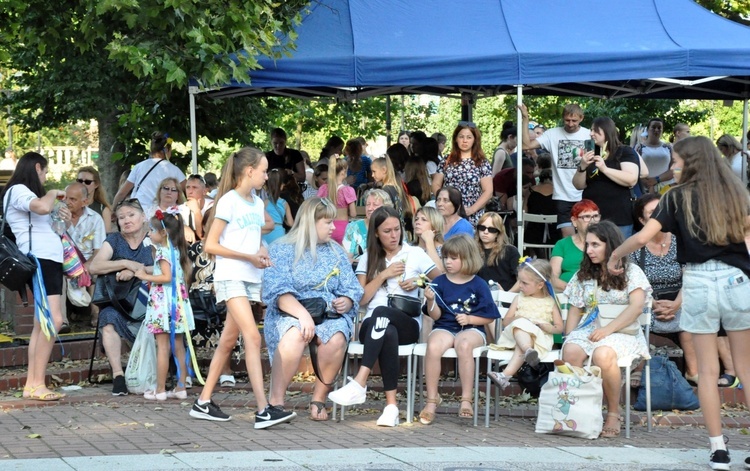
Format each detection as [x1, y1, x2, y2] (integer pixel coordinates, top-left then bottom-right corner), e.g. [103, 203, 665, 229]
[263, 197, 364, 421]
[431, 122, 493, 226]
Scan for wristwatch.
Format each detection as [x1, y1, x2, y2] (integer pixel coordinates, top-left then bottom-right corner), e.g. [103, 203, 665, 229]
[577, 166, 586, 173]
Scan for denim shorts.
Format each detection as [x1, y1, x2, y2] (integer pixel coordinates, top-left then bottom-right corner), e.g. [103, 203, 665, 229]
[430, 327, 487, 344]
[214, 280, 262, 304]
[680, 260, 750, 334]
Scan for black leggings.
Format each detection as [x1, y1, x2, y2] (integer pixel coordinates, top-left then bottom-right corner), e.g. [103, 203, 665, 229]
[359, 306, 420, 391]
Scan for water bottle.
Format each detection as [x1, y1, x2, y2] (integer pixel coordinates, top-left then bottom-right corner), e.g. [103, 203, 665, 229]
[50, 199, 67, 236]
[488, 279, 501, 305]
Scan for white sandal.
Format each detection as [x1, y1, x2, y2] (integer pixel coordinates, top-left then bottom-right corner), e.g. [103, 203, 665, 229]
[219, 374, 236, 387]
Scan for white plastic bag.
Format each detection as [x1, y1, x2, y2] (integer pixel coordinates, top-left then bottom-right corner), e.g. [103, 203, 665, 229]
[66, 278, 91, 307]
[125, 321, 157, 394]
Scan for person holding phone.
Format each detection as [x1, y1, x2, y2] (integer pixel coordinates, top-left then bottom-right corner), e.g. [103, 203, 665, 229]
[573, 117, 640, 237]
[607, 137, 750, 470]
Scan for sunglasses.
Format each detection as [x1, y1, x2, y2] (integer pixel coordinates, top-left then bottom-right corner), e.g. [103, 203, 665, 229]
[477, 224, 500, 234]
[188, 174, 205, 182]
[161, 186, 179, 193]
[116, 198, 143, 210]
[458, 120, 476, 129]
[76, 178, 95, 185]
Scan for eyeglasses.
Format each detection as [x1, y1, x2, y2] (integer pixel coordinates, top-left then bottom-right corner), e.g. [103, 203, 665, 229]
[458, 121, 476, 128]
[115, 198, 143, 210]
[576, 214, 601, 222]
[188, 174, 205, 182]
[76, 178, 94, 185]
[476, 224, 500, 234]
[161, 186, 179, 193]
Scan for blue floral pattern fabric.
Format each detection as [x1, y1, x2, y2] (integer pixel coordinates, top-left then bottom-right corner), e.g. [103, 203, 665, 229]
[262, 242, 363, 363]
[437, 158, 492, 225]
[145, 246, 195, 334]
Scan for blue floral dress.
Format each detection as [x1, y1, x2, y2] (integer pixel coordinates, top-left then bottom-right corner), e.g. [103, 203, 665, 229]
[262, 242, 364, 363]
[563, 264, 651, 361]
[145, 246, 195, 335]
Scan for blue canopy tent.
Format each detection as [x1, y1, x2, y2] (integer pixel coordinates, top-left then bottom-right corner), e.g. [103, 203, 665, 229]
[188, 0, 750, 250]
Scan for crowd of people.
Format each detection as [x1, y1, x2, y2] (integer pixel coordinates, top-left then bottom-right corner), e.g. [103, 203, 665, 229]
[2, 110, 750, 470]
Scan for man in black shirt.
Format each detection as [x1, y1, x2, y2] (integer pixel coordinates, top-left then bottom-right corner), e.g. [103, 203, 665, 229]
[265, 128, 305, 182]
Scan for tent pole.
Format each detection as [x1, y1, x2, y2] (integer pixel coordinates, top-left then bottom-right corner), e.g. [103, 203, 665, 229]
[461, 93, 473, 122]
[743, 99, 748, 186]
[189, 86, 199, 174]
[516, 85, 524, 254]
[386, 96, 392, 148]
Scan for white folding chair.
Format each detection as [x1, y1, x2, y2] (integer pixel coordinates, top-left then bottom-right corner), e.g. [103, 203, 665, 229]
[332, 306, 416, 423]
[522, 212, 557, 258]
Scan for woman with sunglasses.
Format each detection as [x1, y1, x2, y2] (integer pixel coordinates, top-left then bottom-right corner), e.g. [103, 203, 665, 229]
[550, 199, 601, 292]
[89, 198, 153, 396]
[432, 122, 493, 226]
[476, 211, 520, 293]
[77, 166, 113, 233]
[112, 131, 186, 211]
[148, 177, 184, 219]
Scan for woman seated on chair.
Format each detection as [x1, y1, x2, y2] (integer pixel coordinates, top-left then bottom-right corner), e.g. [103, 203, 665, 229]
[562, 221, 651, 439]
[262, 197, 363, 421]
[328, 206, 442, 426]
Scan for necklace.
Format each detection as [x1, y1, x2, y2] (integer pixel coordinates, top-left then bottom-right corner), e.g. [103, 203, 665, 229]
[648, 235, 669, 256]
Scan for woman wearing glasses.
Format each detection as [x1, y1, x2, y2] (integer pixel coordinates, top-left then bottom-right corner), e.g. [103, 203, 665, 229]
[112, 131, 186, 211]
[262, 197, 363, 421]
[89, 198, 153, 396]
[76, 166, 113, 233]
[431, 122, 493, 226]
[550, 199, 601, 292]
[574, 117, 640, 238]
[148, 177, 184, 218]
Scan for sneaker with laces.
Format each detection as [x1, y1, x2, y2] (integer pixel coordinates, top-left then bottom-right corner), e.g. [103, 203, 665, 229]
[709, 449, 730, 470]
[376, 404, 400, 427]
[189, 399, 231, 422]
[328, 377, 367, 406]
[254, 405, 296, 429]
[112, 375, 128, 396]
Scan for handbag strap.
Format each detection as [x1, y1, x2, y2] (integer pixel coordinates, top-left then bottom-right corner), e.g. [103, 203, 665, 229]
[104, 275, 141, 322]
[308, 337, 348, 387]
[3, 187, 33, 252]
[133, 158, 164, 195]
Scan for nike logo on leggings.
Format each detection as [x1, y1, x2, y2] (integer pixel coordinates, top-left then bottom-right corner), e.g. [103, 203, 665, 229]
[371, 317, 390, 340]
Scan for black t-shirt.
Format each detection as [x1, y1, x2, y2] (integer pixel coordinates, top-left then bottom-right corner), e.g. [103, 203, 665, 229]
[653, 188, 750, 276]
[477, 245, 520, 291]
[582, 145, 638, 226]
[265, 148, 303, 172]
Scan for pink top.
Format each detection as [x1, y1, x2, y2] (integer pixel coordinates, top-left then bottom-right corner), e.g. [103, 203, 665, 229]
[317, 183, 356, 208]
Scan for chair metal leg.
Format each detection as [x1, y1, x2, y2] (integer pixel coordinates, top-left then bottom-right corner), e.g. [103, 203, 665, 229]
[485, 360, 492, 427]
[645, 359, 652, 433]
[406, 354, 413, 423]
[473, 356, 480, 427]
[625, 367, 631, 439]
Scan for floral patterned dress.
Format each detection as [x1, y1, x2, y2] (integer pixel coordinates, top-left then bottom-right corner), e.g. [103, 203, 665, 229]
[145, 246, 195, 335]
[563, 264, 651, 361]
[262, 241, 364, 363]
[437, 157, 492, 225]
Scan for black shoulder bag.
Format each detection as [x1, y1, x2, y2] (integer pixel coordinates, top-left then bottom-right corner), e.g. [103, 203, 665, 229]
[0, 187, 36, 294]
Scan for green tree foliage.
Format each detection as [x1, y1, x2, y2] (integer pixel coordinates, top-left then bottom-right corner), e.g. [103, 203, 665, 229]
[697, 0, 750, 25]
[0, 0, 308, 195]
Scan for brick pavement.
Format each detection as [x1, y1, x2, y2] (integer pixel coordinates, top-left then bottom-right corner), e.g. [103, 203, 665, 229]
[1, 384, 750, 463]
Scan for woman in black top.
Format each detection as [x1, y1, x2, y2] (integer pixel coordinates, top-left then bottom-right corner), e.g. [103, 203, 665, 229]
[573, 117, 640, 238]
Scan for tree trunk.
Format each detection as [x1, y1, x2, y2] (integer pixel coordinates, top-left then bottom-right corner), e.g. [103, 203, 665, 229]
[96, 113, 126, 203]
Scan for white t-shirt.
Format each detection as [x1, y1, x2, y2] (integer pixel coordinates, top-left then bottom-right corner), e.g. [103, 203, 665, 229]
[355, 244, 436, 328]
[212, 190, 265, 283]
[67, 206, 106, 261]
[179, 198, 214, 231]
[535, 126, 590, 202]
[3, 185, 63, 263]
[127, 158, 186, 210]
[637, 142, 673, 184]
[729, 152, 744, 180]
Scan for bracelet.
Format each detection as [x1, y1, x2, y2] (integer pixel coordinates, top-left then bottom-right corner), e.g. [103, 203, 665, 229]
[655, 176, 661, 183]
[577, 166, 586, 173]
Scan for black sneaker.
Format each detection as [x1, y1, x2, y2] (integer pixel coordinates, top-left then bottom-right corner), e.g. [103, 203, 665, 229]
[709, 449, 730, 470]
[112, 375, 128, 396]
[744, 456, 750, 469]
[189, 399, 231, 422]
[254, 405, 296, 429]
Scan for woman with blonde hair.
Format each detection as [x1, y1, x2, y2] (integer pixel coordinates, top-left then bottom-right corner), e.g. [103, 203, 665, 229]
[716, 134, 747, 180]
[413, 206, 444, 270]
[149, 177, 185, 218]
[608, 136, 750, 468]
[371, 155, 411, 221]
[317, 156, 356, 244]
[77, 166, 113, 232]
[475, 211, 519, 292]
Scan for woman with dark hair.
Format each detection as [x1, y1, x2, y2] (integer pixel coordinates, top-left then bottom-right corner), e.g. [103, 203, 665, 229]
[386, 143, 410, 179]
[398, 131, 411, 152]
[436, 186, 473, 239]
[563, 220, 651, 438]
[279, 169, 304, 228]
[344, 139, 372, 191]
[266, 127, 305, 182]
[113, 131, 186, 210]
[492, 121, 517, 176]
[404, 156, 432, 206]
[420, 137, 441, 180]
[263, 197, 363, 421]
[328, 206, 441, 426]
[432, 122, 493, 225]
[77, 166, 113, 232]
[574, 117, 640, 237]
[636, 118, 673, 193]
[318, 135, 345, 167]
[2, 152, 69, 401]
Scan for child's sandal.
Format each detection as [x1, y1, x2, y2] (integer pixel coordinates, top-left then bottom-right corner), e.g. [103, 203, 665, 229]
[419, 396, 442, 425]
[458, 396, 473, 419]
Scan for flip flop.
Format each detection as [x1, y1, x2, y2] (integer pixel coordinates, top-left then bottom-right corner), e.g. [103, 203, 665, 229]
[309, 401, 329, 421]
[219, 375, 236, 387]
[26, 385, 65, 402]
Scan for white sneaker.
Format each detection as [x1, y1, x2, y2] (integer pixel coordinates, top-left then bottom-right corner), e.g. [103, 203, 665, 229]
[376, 404, 400, 427]
[328, 377, 367, 406]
